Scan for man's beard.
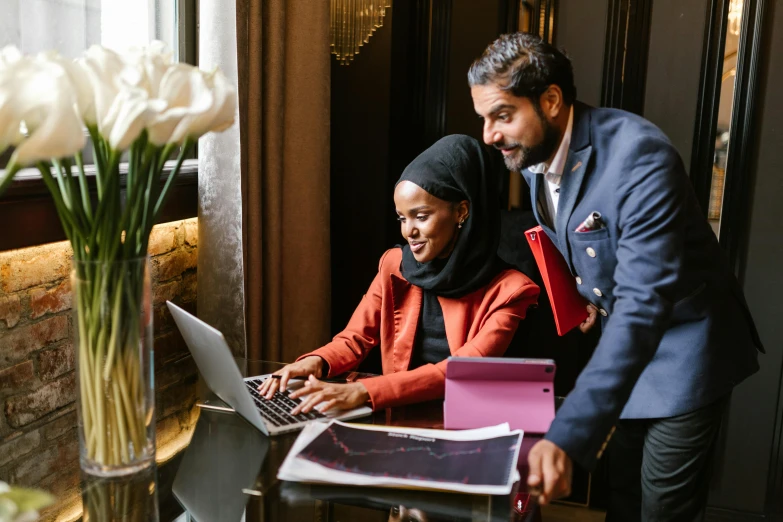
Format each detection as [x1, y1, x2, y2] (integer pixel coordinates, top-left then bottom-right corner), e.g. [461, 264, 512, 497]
[497, 109, 561, 172]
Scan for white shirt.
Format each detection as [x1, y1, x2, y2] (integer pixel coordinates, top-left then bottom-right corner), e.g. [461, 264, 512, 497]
[529, 106, 574, 226]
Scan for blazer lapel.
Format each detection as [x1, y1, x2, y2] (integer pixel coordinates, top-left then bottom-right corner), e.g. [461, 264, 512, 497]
[555, 102, 593, 272]
[556, 148, 591, 269]
[390, 273, 421, 372]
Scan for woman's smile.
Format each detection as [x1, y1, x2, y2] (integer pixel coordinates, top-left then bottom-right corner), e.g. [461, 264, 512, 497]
[409, 240, 426, 253]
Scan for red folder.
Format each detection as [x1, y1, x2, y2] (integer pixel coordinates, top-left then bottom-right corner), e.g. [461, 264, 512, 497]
[525, 226, 589, 335]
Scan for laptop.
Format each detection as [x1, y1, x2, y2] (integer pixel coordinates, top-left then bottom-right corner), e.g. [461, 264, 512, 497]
[166, 301, 373, 436]
[443, 357, 556, 434]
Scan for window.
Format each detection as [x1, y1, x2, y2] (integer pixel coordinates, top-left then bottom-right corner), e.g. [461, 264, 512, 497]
[0, 0, 198, 251]
[0, 1, 183, 60]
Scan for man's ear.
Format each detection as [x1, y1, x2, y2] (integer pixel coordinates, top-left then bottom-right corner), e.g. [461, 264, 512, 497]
[540, 85, 564, 119]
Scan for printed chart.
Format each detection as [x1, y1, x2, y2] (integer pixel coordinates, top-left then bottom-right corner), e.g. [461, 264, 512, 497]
[297, 423, 520, 486]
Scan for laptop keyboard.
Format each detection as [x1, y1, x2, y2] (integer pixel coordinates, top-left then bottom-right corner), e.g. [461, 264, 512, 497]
[245, 378, 326, 428]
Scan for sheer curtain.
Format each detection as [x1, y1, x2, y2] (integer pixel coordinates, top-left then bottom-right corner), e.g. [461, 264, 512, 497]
[198, 0, 247, 356]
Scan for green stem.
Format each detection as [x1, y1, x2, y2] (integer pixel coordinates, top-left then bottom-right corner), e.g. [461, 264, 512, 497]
[37, 162, 80, 243]
[58, 158, 91, 234]
[152, 138, 194, 224]
[102, 274, 124, 381]
[51, 158, 72, 210]
[88, 126, 105, 198]
[74, 151, 94, 223]
[112, 378, 130, 463]
[0, 161, 21, 198]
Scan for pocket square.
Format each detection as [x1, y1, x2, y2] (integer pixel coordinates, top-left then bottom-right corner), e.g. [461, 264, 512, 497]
[575, 211, 605, 232]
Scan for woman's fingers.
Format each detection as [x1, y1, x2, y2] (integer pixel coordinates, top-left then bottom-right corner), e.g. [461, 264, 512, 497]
[320, 398, 338, 413]
[263, 376, 280, 399]
[279, 368, 295, 393]
[294, 390, 326, 415]
[259, 373, 278, 396]
[257, 378, 269, 395]
[288, 376, 321, 400]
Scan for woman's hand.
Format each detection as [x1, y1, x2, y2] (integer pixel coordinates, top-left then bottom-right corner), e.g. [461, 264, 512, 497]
[578, 304, 599, 334]
[289, 375, 370, 414]
[257, 356, 324, 399]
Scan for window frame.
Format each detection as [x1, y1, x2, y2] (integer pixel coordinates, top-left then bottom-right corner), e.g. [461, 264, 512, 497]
[689, 0, 766, 277]
[0, 159, 198, 252]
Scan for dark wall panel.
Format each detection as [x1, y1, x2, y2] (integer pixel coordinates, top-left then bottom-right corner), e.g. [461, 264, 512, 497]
[445, 0, 503, 139]
[711, 0, 783, 514]
[644, 0, 708, 168]
[330, 19, 394, 334]
[555, 0, 609, 107]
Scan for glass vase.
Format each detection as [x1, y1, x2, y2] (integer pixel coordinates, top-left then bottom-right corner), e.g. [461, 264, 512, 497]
[72, 256, 155, 477]
[81, 465, 159, 521]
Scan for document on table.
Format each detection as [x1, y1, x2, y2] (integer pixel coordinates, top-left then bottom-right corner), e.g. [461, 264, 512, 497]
[277, 421, 523, 495]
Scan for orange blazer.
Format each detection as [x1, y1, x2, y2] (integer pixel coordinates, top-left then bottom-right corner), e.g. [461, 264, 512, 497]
[300, 248, 540, 410]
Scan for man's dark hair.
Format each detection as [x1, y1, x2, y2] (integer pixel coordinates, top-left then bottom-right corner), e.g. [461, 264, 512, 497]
[468, 33, 577, 106]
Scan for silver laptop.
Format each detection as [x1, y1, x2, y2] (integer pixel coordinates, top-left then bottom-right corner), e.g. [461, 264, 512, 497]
[167, 301, 372, 436]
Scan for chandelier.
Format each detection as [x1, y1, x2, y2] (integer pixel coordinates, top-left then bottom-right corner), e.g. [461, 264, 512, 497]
[728, 0, 743, 36]
[330, 0, 392, 65]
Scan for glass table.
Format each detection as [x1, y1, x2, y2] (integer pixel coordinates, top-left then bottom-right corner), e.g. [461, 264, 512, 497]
[28, 360, 550, 521]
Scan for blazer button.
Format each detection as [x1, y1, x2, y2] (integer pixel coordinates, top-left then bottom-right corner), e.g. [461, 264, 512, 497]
[575, 276, 582, 285]
[599, 308, 608, 317]
[593, 288, 602, 297]
[586, 247, 596, 257]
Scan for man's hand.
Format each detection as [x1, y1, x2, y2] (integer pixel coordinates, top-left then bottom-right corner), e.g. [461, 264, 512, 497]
[578, 304, 599, 334]
[527, 439, 573, 505]
[289, 375, 370, 414]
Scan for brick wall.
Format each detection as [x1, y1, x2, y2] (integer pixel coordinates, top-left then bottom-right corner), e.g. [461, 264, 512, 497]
[0, 218, 200, 519]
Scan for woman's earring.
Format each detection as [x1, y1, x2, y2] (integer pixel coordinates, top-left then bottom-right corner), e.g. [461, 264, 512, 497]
[458, 220, 465, 229]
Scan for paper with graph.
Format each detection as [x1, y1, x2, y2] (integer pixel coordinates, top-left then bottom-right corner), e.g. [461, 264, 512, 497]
[277, 420, 523, 494]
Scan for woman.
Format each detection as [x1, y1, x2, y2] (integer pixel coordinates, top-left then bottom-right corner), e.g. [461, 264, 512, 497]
[259, 135, 540, 414]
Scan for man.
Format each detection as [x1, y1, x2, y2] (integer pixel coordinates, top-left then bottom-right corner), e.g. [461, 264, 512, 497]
[468, 33, 763, 521]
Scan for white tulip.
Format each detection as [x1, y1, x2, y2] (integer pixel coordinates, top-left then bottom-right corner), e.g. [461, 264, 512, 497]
[0, 53, 85, 165]
[104, 87, 165, 151]
[201, 68, 236, 135]
[147, 64, 214, 146]
[0, 46, 25, 152]
[38, 51, 95, 128]
[81, 45, 164, 150]
[80, 45, 127, 130]
[0, 46, 22, 69]
[124, 40, 173, 99]
[167, 67, 236, 144]
[0, 83, 23, 154]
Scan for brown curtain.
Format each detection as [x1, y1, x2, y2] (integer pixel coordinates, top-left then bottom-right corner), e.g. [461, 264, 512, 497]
[236, 0, 332, 362]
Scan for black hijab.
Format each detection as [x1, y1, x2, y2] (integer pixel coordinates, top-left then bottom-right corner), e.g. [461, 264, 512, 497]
[397, 134, 506, 298]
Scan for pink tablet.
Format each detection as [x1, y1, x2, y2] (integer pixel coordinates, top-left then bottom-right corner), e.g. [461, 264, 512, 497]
[444, 357, 556, 434]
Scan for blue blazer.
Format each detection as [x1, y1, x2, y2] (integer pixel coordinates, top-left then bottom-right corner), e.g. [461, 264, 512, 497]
[523, 102, 763, 470]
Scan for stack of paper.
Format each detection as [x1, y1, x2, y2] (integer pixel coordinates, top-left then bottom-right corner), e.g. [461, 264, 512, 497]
[277, 421, 523, 495]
